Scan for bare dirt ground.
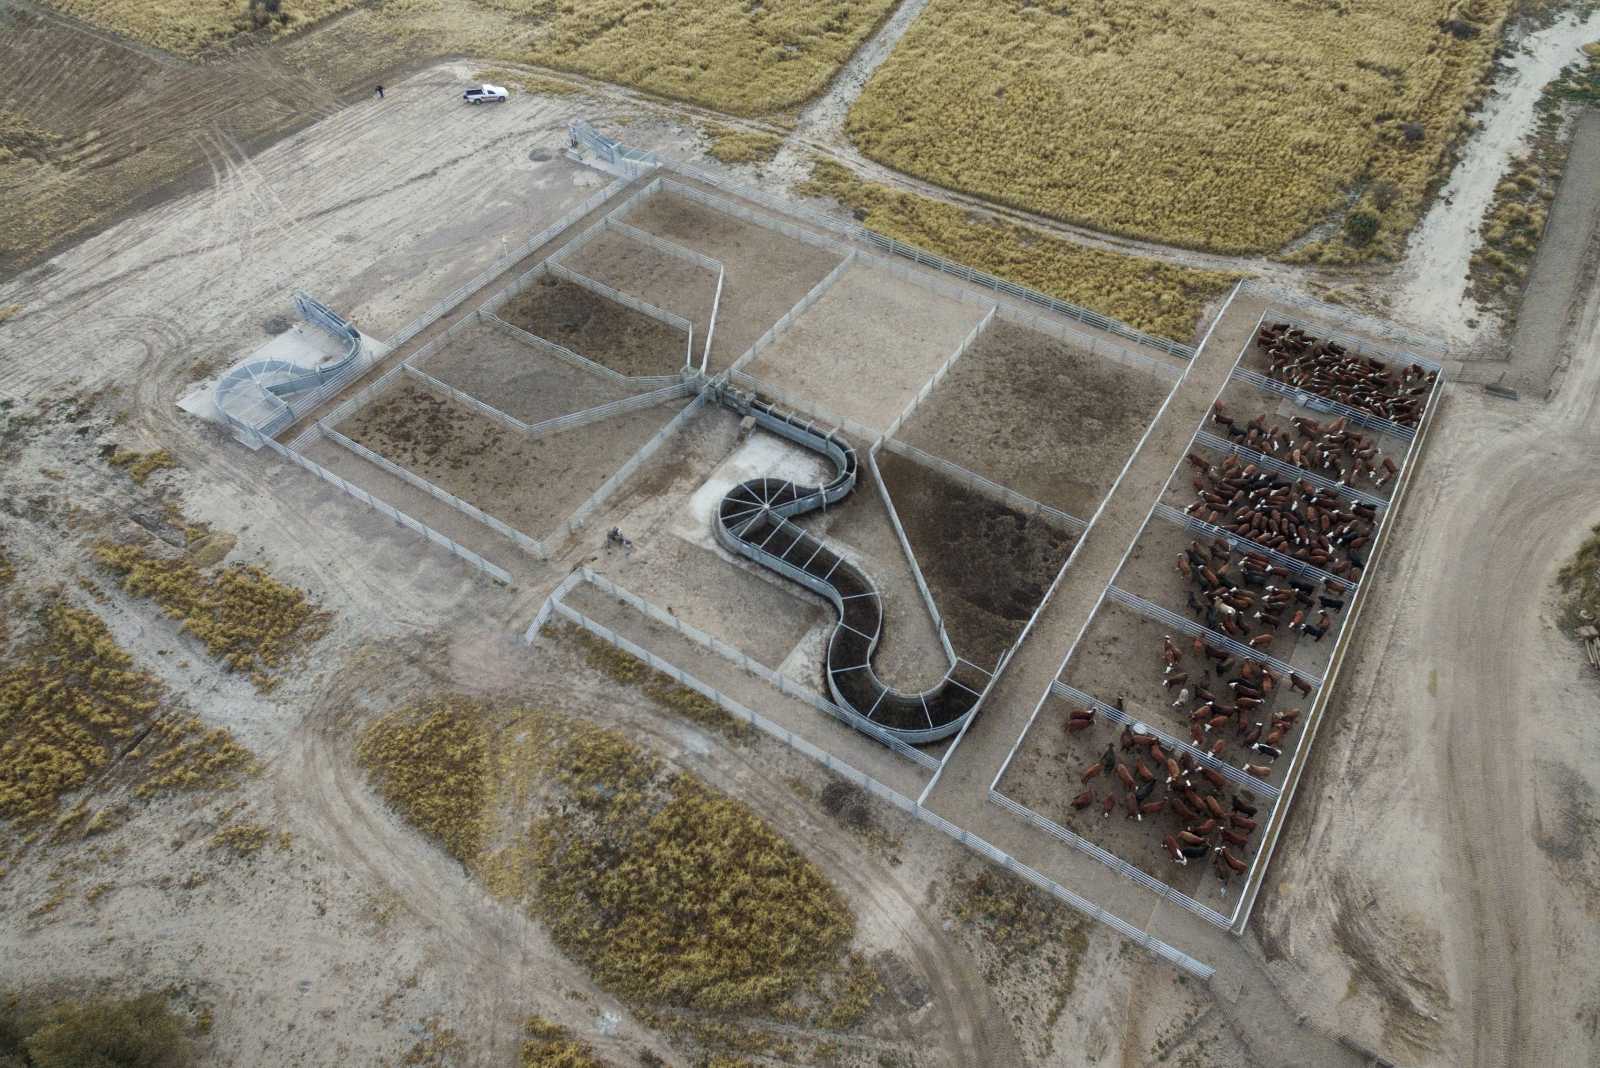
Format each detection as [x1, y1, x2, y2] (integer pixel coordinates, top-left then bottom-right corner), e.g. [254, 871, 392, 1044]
[897, 318, 1176, 520]
[617, 189, 844, 371]
[559, 226, 719, 343]
[340, 378, 685, 539]
[498, 275, 689, 378]
[415, 319, 641, 424]
[744, 261, 988, 432]
[877, 449, 1075, 673]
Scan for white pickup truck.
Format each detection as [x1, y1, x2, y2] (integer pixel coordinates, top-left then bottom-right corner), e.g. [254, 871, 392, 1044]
[462, 84, 509, 105]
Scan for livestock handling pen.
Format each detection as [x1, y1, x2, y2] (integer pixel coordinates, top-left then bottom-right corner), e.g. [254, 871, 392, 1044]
[990, 281, 1446, 934]
[202, 122, 1217, 979]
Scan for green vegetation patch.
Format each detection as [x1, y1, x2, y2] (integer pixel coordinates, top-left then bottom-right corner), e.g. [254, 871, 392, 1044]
[521, 1017, 609, 1068]
[45, 0, 359, 55]
[1, 990, 192, 1068]
[849, 0, 1510, 259]
[0, 605, 163, 826]
[107, 447, 176, 485]
[1559, 522, 1600, 630]
[568, 625, 749, 740]
[800, 159, 1237, 342]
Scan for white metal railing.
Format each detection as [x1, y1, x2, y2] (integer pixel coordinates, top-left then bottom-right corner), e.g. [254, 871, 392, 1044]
[1153, 503, 1346, 589]
[880, 438, 1088, 534]
[1049, 679, 1283, 799]
[481, 310, 682, 389]
[725, 250, 858, 378]
[865, 446, 956, 666]
[261, 433, 512, 584]
[1232, 367, 1418, 442]
[565, 124, 1197, 361]
[992, 303, 1186, 383]
[546, 260, 694, 370]
[882, 305, 996, 442]
[1191, 429, 1391, 509]
[320, 424, 548, 558]
[565, 568, 939, 768]
[987, 790, 1233, 929]
[553, 392, 707, 541]
[1103, 585, 1318, 685]
[385, 179, 626, 351]
[404, 361, 690, 441]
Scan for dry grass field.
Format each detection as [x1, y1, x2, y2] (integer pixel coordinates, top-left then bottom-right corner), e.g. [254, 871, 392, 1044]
[800, 160, 1237, 340]
[45, 0, 360, 54]
[847, 0, 1512, 258]
[481, 0, 898, 113]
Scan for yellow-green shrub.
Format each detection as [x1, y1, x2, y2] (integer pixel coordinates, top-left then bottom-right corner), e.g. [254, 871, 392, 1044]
[44, 0, 359, 54]
[94, 543, 327, 685]
[800, 160, 1237, 341]
[357, 700, 492, 862]
[0, 604, 163, 825]
[530, 726, 853, 1012]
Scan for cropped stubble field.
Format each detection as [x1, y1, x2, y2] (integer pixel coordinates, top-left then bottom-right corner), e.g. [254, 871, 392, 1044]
[848, 0, 1511, 257]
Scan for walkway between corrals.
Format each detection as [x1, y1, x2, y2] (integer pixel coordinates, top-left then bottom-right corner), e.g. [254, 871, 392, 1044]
[916, 288, 1368, 1066]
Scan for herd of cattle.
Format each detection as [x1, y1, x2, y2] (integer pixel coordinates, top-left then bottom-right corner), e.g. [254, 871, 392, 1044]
[1208, 399, 1396, 494]
[1063, 690, 1268, 889]
[1182, 445, 1378, 581]
[1256, 321, 1437, 429]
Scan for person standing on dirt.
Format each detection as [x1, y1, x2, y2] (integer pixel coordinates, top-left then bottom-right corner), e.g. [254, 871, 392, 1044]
[374, 84, 384, 100]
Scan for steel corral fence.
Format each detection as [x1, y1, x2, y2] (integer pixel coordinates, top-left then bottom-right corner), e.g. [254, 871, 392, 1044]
[534, 569, 1214, 980]
[1239, 279, 1447, 365]
[554, 568, 939, 769]
[260, 431, 512, 584]
[404, 360, 691, 442]
[1191, 428, 1392, 510]
[545, 260, 694, 369]
[481, 305, 683, 390]
[878, 438, 1089, 538]
[568, 120, 1196, 362]
[385, 178, 628, 352]
[725, 251, 859, 379]
[881, 305, 997, 442]
[318, 423, 549, 559]
[991, 303, 1187, 384]
[553, 391, 708, 543]
[989, 279, 1448, 935]
[864, 445, 959, 666]
[1227, 357, 1447, 931]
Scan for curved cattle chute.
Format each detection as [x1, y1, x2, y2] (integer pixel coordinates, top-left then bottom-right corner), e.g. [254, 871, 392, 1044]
[712, 386, 986, 744]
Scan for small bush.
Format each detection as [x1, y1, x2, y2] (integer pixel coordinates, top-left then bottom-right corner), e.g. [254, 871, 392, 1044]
[703, 125, 785, 165]
[520, 1017, 607, 1068]
[106, 449, 176, 485]
[1343, 209, 1380, 246]
[530, 726, 854, 1012]
[798, 159, 1236, 341]
[17, 992, 191, 1068]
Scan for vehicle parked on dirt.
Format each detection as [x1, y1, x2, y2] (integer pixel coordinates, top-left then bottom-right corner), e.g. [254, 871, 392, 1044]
[463, 84, 509, 104]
